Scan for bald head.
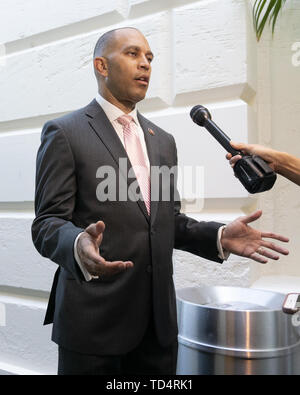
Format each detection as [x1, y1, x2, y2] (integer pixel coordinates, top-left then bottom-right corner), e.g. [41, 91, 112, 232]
[93, 27, 140, 59]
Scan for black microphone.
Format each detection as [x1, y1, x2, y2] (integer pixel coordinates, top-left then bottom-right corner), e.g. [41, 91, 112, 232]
[190, 105, 238, 156]
[190, 105, 277, 194]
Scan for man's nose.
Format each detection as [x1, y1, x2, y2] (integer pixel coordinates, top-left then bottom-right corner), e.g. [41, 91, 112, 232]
[139, 55, 151, 71]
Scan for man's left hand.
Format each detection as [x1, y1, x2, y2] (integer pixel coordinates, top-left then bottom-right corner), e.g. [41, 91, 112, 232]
[221, 210, 289, 263]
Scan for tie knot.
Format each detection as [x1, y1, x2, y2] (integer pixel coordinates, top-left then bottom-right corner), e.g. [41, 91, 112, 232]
[117, 115, 134, 127]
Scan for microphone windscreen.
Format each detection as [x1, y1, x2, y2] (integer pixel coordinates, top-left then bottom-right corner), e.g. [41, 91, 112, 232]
[190, 105, 211, 127]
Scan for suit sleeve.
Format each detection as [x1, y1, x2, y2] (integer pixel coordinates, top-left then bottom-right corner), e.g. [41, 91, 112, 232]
[170, 135, 224, 263]
[32, 121, 85, 282]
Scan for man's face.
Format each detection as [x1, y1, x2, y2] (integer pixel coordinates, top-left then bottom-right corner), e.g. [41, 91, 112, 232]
[99, 30, 154, 106]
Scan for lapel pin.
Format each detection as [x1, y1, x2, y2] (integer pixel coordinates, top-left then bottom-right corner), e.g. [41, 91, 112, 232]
[148, 128, 155, 136]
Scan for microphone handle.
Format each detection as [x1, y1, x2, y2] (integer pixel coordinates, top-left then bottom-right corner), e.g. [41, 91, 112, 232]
[204, 118, 240, 156]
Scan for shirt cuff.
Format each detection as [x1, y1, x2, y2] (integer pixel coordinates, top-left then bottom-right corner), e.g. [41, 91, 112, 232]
[74, 232, 99, 282]
[217, 225, 230, 261]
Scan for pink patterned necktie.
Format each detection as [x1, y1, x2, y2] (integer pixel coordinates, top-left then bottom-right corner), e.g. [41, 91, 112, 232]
[117, 115, 151, 215]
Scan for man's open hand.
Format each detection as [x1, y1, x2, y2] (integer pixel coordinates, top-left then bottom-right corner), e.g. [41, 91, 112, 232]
[221, 210, 289, 264]
[77, 221, 134, 277]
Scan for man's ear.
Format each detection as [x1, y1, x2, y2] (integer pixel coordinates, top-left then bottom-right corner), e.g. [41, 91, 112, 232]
[94, 57, 108, 77]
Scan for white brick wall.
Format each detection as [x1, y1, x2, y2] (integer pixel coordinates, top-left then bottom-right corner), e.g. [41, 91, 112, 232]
[0, 0, 298, 375]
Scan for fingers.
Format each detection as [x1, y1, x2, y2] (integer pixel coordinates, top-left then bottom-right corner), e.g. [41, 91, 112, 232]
[103, 260, 134, 275]
[230, 141, 247, 151]
[86, 259, 134, 277]
[226, 152, 242, 163]
[260, 240, 289, 256]
[251, 240, 290, 265]
[226, 143, 242, 167]
[240, 210, 262, 224]
[261, 232, 290, 243]
[256, 246, 279, 261]
[85, 221, 105, 247]
[82, 245, 134, 276]
[229, 155, 242, 167]
[227, 141, 252, 167]
[249, 236, 290, 265]
[249, 246, 277, 264]
[249, 252, 268, 264]
[85, 221, 105, 239]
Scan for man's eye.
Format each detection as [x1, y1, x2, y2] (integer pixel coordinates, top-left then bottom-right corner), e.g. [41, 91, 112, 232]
[129, 52, 137, 56]
[147, 58, 153, 63]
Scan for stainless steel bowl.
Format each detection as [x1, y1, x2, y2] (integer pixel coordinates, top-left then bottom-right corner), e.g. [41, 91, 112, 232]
[176, 286, 300, 375]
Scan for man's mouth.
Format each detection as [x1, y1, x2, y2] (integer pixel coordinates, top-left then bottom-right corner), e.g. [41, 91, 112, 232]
[135, 76, 149, 86]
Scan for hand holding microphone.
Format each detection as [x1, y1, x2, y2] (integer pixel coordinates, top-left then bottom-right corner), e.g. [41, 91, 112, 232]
[190, 105, 277, 194]
[227, 142, 300, 187]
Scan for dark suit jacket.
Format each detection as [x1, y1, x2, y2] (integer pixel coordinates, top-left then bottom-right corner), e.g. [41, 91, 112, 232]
[32, 99, 224, 355]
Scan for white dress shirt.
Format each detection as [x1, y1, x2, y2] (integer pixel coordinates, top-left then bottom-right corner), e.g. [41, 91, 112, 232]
[95, 93, 150, 172]
[74, 94, 229, 281]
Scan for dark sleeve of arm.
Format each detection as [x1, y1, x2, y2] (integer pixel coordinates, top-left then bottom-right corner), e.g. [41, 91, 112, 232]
[31, 121, 85, 282]
[171, 135, 224, 263]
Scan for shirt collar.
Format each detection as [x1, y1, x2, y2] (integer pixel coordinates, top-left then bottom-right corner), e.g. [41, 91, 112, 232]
[95, 93, 138, 125]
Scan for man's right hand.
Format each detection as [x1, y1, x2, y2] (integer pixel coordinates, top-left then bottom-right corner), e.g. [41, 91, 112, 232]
[77, 221, 134, 277]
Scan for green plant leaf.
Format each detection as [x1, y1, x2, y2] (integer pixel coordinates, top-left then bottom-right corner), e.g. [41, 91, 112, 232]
[253, 0, 287, 41]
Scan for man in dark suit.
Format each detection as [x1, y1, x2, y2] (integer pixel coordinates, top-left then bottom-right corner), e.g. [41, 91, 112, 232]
[32, 27, 289, 375]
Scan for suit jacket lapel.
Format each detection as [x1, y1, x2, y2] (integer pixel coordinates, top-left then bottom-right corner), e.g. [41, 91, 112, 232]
[85, 100, 150, 223]
[137, 111, 160, 226]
